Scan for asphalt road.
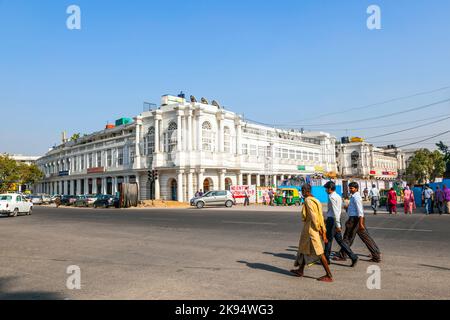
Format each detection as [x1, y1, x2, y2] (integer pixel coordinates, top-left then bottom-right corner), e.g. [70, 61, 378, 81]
[0, 205, 449, 300]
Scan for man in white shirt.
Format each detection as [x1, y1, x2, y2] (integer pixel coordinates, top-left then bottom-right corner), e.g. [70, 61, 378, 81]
[335, 182, 382, 263]
[324, 181, 358, 267]
[369, 184, 380, 215]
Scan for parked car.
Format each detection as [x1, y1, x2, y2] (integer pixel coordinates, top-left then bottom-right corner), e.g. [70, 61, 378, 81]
[0, 193, 33, 217]
[74, 195, 89, 207]
[61, 195, 77, 206]
[191, 190, 235, 209]
[41, 194, 52, 204]
[30, 195, 44, 205]
[93, 195, 119, 208]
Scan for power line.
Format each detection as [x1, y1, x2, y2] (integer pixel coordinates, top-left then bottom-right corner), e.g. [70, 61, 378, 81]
[366, 116, 450, 139]
[398, 130, 450, 148]
[247, 98, 450, 127]
[296, 85, 450, 123]
[285, 113, 450, 131]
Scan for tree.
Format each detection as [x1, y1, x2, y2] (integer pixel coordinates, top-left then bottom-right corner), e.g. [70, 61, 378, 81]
[0, 155, 44, 193]
[405, 149, 445, 184]
[0, 155, 21, 193]
[18, 162, 44, 187]
[436, 141, 450, 178]
[70, 133, 81, 141]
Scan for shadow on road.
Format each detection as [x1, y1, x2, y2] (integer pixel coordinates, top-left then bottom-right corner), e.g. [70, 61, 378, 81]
[0, 277, 64, 300]
[418, 264, 450, 271]
[237, 260, 317, 280]
[263, 252, 296, 261]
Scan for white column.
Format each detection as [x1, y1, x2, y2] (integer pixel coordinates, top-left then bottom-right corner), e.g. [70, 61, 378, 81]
[177, 170, 184, 202]
[187, 170, 194, 200]
[197, 114, 202, 151]
[183, 114, 188, 151]
[187, 111, 193, 151]
[92, 179, 98, 194]
[177, 112, 183, 152]
[112, 177, 118, 195]
[236, 121, 242, 155]
[256, 174, 261, 187]
[198, 169, 204, 192]
[154, 118, 160, 153]
[154, 176, 160, 200]
[218, 114, 225, 153]
[237, 172, 243, 186]
[272, 175, 277, 187]
[84, 179, 89, 195]
[102, 177, 107, 194]
[134, 116, 143, 169]
[219, 169, 226, 190]
[191, 111, 196, 151]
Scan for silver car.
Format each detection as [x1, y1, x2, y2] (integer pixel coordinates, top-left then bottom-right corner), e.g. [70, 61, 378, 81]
[191, 190, 235, 209]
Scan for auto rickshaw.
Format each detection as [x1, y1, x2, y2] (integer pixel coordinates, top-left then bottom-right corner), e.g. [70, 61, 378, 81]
[274, 188, 303, 206]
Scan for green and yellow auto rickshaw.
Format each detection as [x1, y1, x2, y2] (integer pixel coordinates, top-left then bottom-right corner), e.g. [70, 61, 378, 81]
[274, 188, 303, 206]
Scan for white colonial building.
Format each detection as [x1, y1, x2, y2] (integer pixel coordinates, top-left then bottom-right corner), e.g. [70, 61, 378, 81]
[336, 139, 406, 181]
[36, 94, 338, 202]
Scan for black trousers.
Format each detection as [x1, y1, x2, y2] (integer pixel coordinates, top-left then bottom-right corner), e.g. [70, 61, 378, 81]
[325, 217, 357, 261]
[340, 216, 381, 262]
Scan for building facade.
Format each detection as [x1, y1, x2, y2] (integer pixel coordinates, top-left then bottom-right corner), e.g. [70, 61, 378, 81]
[36, 95, 337, 202]
[336, 140, 406, 181]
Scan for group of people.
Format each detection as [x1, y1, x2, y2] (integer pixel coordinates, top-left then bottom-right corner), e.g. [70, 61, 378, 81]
[291, 182, 381, 283]
[421, 184, 450, 215]
[364, 184, 450, 215]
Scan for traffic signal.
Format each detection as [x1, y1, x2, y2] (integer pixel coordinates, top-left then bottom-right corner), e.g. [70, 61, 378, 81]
[153, 170, 158, 181]
[148, 170, 153, 181]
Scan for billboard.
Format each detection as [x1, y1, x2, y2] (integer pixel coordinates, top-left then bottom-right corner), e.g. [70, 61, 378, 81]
[230, 185, 256, 204]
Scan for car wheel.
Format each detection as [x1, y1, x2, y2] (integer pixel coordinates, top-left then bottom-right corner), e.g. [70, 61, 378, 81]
[225, 200, 233, 208]
[11, 208, 19, 217]
[196, 202, 205, 209]
[295, 201, 301, 207]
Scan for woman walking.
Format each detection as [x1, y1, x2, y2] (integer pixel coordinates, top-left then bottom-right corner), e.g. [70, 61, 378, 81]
[387, 188, 398, 214]
[403, 186, 416, 215]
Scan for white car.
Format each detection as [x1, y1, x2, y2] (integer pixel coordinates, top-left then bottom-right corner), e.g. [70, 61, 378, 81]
[0, 194, 33, 217]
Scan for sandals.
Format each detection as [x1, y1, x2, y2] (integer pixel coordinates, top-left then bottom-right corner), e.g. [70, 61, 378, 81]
[290, 269, 304, 277]
[317, 275, 333, 282]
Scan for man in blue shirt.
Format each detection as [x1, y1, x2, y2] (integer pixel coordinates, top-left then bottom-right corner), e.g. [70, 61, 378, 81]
[324, 181, 358, 267]
[334, 182, 382, 263]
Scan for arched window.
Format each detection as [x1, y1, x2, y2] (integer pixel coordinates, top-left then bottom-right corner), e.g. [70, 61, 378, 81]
[166, 122, 178, 153]
[351, 151, 360, 169]
[145, 127, 155, 155]
[202, 121, 215, 151]
[224, 127, 231, 153]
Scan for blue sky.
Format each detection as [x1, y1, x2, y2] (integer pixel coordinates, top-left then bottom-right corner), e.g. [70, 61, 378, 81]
[1, 0, 449, 155]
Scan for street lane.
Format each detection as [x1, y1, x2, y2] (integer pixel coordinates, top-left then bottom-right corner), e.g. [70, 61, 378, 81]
[0, 205, 449, 299]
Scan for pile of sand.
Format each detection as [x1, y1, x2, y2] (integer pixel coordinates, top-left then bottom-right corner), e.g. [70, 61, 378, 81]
[138, 200, 190, 208]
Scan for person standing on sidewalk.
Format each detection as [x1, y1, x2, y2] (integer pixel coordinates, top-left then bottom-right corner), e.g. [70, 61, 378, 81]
[291, 183, 333, 282]
[435, 186, 445, 215]
[387, 188, 398, 214]
[336, 182, 382, 263]
[403, 185, 416, 215]
[268, 188, 274, 206]
[323, 181, 358, 267]
[243, 187, 250, 207]
[443, 185, 450, 214]
[369, 184, 380, 215]
[423, 185, 434, 215]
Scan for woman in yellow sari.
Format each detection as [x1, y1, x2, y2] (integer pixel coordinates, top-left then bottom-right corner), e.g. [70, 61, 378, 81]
[291, 184, 333, 282]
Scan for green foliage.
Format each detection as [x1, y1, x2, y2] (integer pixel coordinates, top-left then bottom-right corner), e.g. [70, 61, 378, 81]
[70, 133, 81, 141]
[0, 155, 44, 193]
[0, 155, 20, 193]
[405, 149, 446, 184]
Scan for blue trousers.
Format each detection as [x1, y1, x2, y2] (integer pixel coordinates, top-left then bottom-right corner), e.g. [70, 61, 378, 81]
[425, 198, 432, 214]
[325, 217, 358, 262]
